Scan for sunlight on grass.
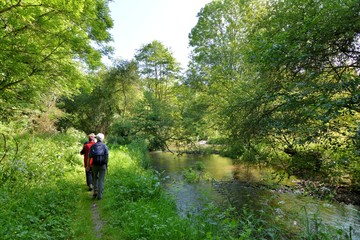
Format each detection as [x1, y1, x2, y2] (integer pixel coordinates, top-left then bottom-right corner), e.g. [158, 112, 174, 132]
[109, 148, 137, 170]
[67, 166, 97, 240]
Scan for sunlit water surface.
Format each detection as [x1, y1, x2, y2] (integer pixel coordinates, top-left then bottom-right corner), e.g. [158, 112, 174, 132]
[150, 152, 360, 239]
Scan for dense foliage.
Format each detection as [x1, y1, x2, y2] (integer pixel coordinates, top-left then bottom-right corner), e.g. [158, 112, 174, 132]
[0, 0, 113, 124]
[187, 0, 360, 186]
[0, 128, 82, 239]
[1, 0, 359, 238]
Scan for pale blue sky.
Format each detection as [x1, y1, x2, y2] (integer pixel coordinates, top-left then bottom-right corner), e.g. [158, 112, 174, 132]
[106, 0, 212, 69]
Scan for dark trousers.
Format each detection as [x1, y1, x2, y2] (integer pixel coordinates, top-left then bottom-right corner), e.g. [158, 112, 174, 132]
[85, 168, 93, 186]
[92, 165, 107, 199]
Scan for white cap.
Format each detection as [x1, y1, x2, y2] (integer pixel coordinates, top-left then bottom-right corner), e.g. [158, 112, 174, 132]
[96, 133, 104, 142]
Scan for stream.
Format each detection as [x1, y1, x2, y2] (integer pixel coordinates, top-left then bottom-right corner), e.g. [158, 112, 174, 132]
[150, 151, 360, 239]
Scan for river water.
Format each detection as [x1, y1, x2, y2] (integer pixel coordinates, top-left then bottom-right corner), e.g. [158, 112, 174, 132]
[150, 152, 360, 239]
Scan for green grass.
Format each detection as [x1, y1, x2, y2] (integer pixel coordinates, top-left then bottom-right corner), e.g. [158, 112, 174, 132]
[69, 168, 99, 240]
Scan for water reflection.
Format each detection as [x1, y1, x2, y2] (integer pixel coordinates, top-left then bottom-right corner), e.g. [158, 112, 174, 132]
[151, 152, 234, 180]
[150, 152, 360, 239]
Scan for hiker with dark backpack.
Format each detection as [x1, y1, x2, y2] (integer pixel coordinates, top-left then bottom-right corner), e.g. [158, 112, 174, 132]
[87, 133, 109, 200]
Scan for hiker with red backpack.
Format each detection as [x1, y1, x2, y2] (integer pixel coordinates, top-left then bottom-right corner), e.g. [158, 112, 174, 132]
[80, 133, 96, 191]
[88, 133, 109, 200]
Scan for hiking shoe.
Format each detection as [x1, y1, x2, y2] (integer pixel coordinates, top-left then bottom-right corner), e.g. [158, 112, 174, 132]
[88, 184, 93, 191]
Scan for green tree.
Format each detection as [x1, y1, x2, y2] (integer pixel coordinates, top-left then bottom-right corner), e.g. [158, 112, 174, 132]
[132, 92, 175, 151]
[187, 0, 254, 150]
[188, 0, 360, 183]
[135, 40, 181, 101]
[104, 59, 140, 118]
[102, 59, 142, 144]
[132, 40, 181, 150]
[0, 0, 113, 124]
[242, 0, 360, 177]
[58, 60, 140, 135]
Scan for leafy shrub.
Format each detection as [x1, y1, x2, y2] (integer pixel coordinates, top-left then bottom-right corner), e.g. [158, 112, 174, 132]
[288, 150, 323, 179]
[108, 118, 135, 145]
[183, 168, 200, 183]
[127, 139, 152, 169]
[194, 161, 205, 171]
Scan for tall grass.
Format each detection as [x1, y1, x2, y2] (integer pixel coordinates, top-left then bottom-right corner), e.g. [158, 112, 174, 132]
[0, 128, 83, 239]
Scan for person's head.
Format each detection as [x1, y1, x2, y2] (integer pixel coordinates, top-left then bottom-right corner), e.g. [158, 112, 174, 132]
[96, 133, 105, 142]
[88, 133, 96, 141]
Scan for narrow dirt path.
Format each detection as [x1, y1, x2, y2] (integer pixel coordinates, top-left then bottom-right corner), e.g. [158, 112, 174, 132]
[91, 202, 105, 239]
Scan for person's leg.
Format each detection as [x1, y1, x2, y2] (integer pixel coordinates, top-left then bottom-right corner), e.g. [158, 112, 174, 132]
[86, 169, 93, 190]
[97, 165, 107, 200]
[85, 169, 89, 186]
[92, 166, 99, 197]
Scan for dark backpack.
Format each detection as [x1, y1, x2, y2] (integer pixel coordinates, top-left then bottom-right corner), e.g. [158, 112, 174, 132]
[90, 142, 108, 166]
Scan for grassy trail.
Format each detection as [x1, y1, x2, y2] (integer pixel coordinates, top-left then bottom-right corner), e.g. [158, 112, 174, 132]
[70, 150, 130, 240]
[70, 166, 108, 240]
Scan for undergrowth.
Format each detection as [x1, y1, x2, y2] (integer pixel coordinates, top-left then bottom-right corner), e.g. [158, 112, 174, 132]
[0, 129, 82, 239]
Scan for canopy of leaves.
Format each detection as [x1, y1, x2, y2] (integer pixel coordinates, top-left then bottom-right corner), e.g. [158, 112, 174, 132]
[0, 0, 113, 122]
[243, 0, 360, 143]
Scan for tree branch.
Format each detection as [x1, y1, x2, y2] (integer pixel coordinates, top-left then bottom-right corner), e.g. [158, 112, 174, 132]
[0, 0, 21, 15]
[0, 133, 7, 164]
